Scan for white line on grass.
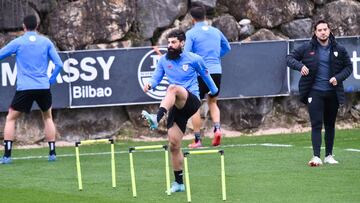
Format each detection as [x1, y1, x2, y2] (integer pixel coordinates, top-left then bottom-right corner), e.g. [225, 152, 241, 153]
[260, 143, 292, 147]
[304, 146, 326, 149]
[344, 148, 360, 152]
[11, 143, 293, 160]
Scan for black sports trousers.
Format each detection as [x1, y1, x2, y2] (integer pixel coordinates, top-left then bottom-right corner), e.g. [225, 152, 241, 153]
[307, 89, 339, 157]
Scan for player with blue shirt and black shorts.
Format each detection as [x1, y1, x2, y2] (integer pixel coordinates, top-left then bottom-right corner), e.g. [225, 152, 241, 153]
[184, 4, 231, 148]
[141, 29, 218, 193]
[0, 15, 63, 164]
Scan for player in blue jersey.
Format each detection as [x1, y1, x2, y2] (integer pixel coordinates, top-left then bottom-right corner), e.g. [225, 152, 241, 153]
[185, 4, 231, 148]
[0, 15, 63, 164]
[141, 29, 218, 193]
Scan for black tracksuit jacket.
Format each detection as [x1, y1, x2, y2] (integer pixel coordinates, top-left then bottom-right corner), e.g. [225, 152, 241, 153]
[286, 34, 353, 104]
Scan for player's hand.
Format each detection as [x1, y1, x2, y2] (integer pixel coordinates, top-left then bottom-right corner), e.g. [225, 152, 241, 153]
[152, 46, 162, 56]
[300, 65, 309, 76]
[329, 77, 337, 86]
[208, 89, 219, 97]
[143, 83, 151, 92]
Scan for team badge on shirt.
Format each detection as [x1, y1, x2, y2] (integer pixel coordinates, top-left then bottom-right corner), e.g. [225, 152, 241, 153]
[182, 64, 189, 71]
[202, 26, 209, 31]
[308, 97, 312, 104]
[29, 36, 36, 42]
[333, 51, 338, 57]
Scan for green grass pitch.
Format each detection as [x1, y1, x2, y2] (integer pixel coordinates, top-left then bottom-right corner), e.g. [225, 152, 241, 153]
[1, 129, 359, 203]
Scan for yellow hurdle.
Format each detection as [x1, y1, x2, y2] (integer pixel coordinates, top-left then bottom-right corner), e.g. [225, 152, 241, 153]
[183, 149, 226, 202]
[129, 145, 171, 197]
[75, 138, 116, 191]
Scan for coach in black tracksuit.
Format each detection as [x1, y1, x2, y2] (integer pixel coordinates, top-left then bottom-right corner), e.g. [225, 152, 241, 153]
[287, 20, 353, 166]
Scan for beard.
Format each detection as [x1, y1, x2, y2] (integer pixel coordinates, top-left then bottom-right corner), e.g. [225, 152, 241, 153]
[166, 47, 182, 60]
[318, 37, 328, 43]
[317, 34, 329, 43]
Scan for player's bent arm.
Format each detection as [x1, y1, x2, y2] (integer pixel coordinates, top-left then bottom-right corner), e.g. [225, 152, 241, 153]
[148, 56, 166, 89]
[220, 32, 231, 57]
[202, 74, 218, 96]
[334, 48, 353, 82]
[286, 45, 305, 71]
[194, 57, 218, 95]
[0, 40, 19, 60]
[48, 43, 64, 85]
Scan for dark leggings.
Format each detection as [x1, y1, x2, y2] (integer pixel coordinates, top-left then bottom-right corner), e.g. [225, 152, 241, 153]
[307, 90, 339, 157]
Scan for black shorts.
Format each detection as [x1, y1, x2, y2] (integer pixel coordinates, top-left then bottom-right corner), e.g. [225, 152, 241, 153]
[167, 91, 201, 133]
[10, 89, 52, 113]
[198, 74, 221, 99]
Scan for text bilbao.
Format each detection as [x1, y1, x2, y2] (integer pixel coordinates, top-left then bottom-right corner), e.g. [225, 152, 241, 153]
[1, 56, 115, 99]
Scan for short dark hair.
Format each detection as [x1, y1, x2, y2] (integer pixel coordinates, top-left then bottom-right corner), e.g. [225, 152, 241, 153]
[23, 15, 38, 30]
[189, 4, 206, 21]
[167, 29, 186, 42]
[314, 20, 329, 31]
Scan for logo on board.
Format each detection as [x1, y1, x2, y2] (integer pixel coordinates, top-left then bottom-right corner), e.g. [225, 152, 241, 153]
[138, 48, 169, 100]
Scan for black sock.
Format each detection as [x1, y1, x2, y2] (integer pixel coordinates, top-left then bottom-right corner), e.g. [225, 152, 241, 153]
[214, 122, 221, 132]
[174, 170, 183, 184]
[194, 132, 201, 143]
[157, 107, 167, 123]
[4, 140, 13, 158]
[48, 142, 56, 156]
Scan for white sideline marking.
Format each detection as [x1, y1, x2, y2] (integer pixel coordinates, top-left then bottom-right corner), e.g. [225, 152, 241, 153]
[304, 146, 326, 149]
[11, 143, 293, 160]
[260, 143, 292, 147]
[345, 148, 360, 152]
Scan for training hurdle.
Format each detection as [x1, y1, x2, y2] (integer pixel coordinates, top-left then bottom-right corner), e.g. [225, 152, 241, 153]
[75, 138, 116, 191]
[129, 145, 171, 197]
[183, 149, 226, 202]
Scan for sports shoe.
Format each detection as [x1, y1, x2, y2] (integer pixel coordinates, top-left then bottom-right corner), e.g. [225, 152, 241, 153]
[48, 154, 57, 162]
[170, 182, 185, 193]
[188, 140, 202, 149]
[308, 156, 322, 167]
[141, 110, 158, 130]
[324, 155, 338, 164]
[0, 156, 12, 164]
[212, 128, 222, 146]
